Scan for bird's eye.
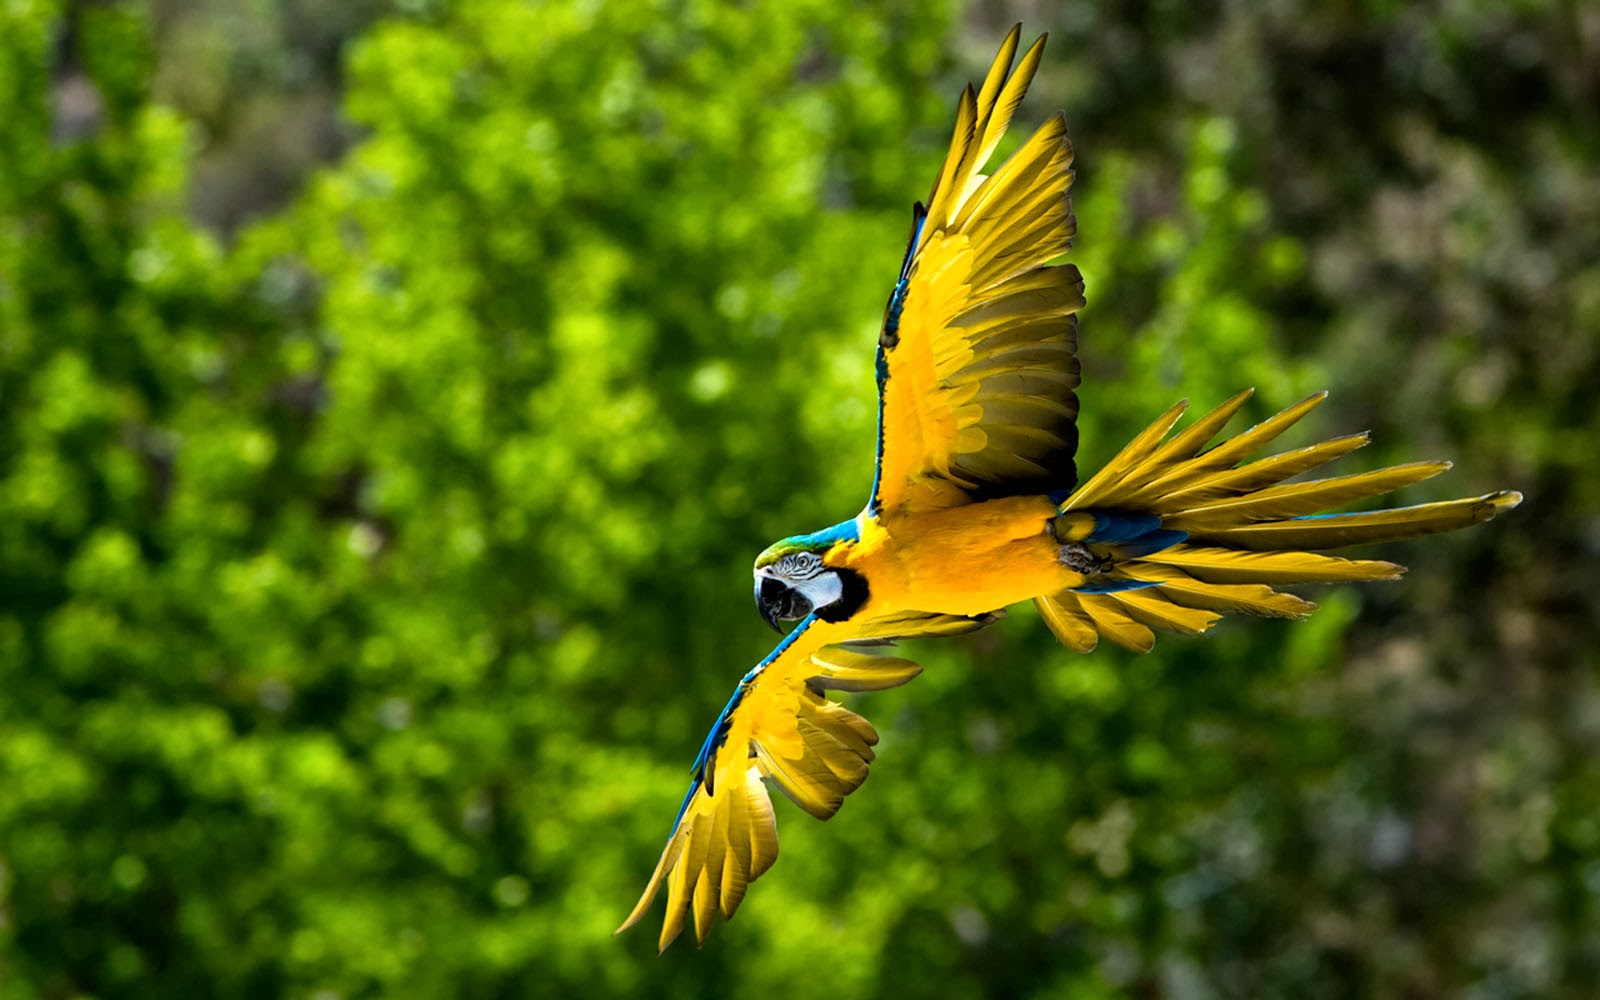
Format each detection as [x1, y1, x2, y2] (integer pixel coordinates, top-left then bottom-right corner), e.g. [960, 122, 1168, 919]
[778, 552, 820, 577]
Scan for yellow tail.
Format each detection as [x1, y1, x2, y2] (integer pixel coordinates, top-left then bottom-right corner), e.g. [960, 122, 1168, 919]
[1037, 389, 1522, 653]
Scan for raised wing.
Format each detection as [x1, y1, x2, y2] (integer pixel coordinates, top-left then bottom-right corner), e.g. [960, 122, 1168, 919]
[870, 27, 1083, 517]
[617, 612, 994, 950]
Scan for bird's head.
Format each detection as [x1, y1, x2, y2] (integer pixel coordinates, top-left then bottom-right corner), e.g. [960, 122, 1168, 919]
[752, 519, 866, 633]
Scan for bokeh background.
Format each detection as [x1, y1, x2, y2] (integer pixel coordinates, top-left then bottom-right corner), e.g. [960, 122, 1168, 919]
[3, 0, 1598, 996]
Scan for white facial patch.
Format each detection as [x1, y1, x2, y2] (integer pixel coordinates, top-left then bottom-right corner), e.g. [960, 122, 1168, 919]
[793, 570, 843, 610]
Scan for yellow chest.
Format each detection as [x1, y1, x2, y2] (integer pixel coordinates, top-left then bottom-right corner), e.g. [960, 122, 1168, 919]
[835, 495, 1070, 616]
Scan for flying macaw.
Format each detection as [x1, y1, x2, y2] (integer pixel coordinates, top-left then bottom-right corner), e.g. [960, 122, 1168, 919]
[618, 26, 1521, 951]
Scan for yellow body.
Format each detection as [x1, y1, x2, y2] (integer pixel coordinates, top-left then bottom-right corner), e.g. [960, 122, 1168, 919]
[839, 495, 1076, 617]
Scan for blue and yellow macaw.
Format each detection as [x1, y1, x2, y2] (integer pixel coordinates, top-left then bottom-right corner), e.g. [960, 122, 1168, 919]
[618, 27, 1521, 950]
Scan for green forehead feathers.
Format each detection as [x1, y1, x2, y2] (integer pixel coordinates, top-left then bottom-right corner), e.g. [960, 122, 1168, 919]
[753, 518, 861, 568]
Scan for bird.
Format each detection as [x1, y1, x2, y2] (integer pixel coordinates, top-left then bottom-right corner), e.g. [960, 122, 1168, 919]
[616, 26, 1521, 951]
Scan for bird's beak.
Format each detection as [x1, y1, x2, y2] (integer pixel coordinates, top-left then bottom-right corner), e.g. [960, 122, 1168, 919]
[757, 575, 787, 633]
[756, 576, 808, 634]
[756, 576, 783, 633]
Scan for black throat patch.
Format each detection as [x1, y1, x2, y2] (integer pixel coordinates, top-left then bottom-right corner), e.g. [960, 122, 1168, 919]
[816, 567, 870, 623]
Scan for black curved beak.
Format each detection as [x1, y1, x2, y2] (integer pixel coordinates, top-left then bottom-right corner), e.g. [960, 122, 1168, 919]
[756, 576, 810, 634]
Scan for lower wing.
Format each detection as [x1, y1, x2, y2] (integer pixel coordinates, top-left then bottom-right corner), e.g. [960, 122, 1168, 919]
[616, 611, 994, 950]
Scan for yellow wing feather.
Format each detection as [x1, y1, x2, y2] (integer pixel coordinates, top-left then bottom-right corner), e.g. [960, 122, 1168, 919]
[873, 29, 1083, 515]
[616, 618, 934, 950]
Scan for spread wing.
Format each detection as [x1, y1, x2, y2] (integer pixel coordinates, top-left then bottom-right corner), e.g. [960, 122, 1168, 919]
[869, 27, 1083, 517]
[616, 611, 994, 951]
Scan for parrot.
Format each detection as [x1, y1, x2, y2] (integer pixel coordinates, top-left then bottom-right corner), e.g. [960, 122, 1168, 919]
[617, 25, 1521, 951]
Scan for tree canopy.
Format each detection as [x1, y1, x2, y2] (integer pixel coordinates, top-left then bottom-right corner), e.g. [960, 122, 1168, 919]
[2, 1, 1596, 996]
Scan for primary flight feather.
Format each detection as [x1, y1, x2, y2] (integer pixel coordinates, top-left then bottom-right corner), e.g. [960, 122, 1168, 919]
[618, 26, 1521, 950]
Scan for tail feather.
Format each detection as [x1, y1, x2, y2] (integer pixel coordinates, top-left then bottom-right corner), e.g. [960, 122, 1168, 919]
[1064, 400, 1189, 511]
[1113, 588, 1221, 637]
[1077, 594, 1157, 653]
[1191, 490, 1523, 551]
[1137, 388, 1256, 481]
[1122, 565, 1316, 619]
[1166, 462, 1450, 527]
[1153, 433, 1371, 508]
[1034, 564, 1316, 654]
[1134, 392, 1329, 502]
[1040, 391, 1522, 653]
[1147, 546, 1404, 584]
[1036, 593, 1099, 651]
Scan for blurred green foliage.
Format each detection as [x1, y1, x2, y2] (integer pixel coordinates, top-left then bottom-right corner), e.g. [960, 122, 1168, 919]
[2, 0, 1597, 996]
